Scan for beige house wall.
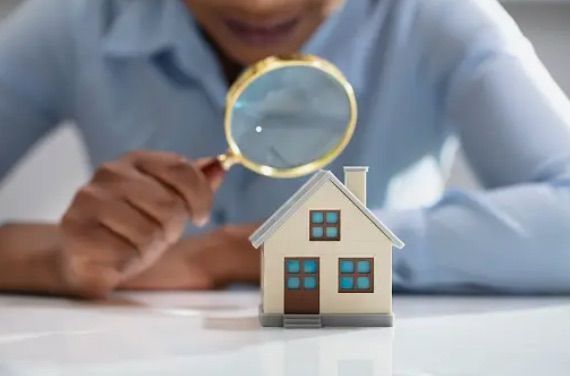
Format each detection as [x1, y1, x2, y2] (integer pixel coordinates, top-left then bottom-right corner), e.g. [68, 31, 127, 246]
[344, 169, 368, 205]
[262, 180, 394, 315]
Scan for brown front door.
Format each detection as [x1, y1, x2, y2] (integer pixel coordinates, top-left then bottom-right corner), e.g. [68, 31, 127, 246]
[284, 257, 320, 314]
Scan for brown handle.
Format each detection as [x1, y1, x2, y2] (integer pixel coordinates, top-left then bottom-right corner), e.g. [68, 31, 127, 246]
[217, 152, 239, 170]
[200, 157, 226, 191]
[200, 152, 239, 191]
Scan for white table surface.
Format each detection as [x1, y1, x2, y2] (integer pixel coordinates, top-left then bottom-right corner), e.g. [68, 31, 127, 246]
[0, 291, 569, 376]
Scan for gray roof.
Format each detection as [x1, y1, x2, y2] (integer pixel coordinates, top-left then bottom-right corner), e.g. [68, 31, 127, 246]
[249, 170, 405, 249]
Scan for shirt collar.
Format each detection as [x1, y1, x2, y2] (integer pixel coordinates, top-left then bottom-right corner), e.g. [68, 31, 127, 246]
[103, 0, 228, 106]
[103, 0, 181, 56]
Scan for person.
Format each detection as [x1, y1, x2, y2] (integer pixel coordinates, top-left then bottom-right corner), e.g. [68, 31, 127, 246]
[0, 0, 569, 299]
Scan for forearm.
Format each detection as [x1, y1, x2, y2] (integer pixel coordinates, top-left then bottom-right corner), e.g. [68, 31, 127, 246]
[0, 223, 65, 294]
[381, 181, 570, 294]
[405, 16, 570, 293]
[119, 223, 261, 290]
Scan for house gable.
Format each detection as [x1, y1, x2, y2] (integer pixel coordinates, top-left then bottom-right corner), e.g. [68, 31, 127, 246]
[265, 178, 391, 250]
[250, 170, 404, 250]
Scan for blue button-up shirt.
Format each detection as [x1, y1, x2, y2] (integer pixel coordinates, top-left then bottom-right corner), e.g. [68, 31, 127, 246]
[1, 0, 570, 293]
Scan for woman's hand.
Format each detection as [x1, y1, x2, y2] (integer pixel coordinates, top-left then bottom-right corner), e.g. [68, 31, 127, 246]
[120, 223, 261, 290]
[59, 150, 223, 298]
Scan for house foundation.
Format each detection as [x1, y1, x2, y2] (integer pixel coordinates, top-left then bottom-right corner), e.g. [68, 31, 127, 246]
[259, 306, 394, 328]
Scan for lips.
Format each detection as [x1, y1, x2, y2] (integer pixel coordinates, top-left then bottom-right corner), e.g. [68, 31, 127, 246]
[224, 16, 301, 47]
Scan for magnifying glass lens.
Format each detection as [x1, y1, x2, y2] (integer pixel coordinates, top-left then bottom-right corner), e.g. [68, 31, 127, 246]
[230, 66, 352, 170]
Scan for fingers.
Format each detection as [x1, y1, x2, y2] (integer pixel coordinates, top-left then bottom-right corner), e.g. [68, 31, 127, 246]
[60, 216, 138, 268]
[59, 150, 224, 298]
[125, 151, 215, 226]
[60, 218, 138, 298]
[94, 192, 165, 256]
[65, 185, 167, 259]
[92, 162, 188, 243]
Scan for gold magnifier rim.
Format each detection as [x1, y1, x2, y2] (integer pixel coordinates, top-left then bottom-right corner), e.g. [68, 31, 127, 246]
[223, 54, 358, 179]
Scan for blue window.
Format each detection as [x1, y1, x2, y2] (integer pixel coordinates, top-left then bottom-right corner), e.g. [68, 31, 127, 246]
[357, 260, 371, 273]
[357, 277, 370, 290]
[285, 258, 319, 291]
[340, 260, 354, 273]
[304, 277, 317, 289]
[338, 258, 374, 293]
[311, 227, 324, 238]
[287, 277, 300, 289]
[304, 260, 318, 273]
[326, 227, 338, 238]
[310, 210, 340, 241]
[311, 211, 324, 224]
[339, 277, 354, 290]
[326, 211, 339, 223]
[287, 260, 300, 273]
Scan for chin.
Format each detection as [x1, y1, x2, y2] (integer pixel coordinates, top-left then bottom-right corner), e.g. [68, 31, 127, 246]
[208, 25, 310, 66]
[222, 43, 303, 66]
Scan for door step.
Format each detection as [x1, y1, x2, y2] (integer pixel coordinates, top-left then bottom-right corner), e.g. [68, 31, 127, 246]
[283, 314, 322, 329]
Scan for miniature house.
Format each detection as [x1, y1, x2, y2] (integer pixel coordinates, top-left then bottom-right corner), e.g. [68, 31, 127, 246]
[249, 167, 404, 328]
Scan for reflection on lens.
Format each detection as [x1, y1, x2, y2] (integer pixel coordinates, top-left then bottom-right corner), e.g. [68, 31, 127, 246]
[230, 66, 352, 170]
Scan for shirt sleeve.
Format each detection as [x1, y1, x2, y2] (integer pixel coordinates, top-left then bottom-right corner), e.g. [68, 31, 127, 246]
[384, 0, 570, 293]
[0, 0, 73, 181]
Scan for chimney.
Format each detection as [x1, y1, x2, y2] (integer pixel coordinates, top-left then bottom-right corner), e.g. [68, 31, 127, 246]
[343, 166, 368, 206]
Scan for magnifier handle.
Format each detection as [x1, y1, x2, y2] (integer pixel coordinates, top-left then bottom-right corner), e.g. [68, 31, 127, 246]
[199, 152, 238, 190]
[217, 151, 240, 170]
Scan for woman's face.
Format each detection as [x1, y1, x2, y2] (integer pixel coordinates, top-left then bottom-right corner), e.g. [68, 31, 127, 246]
[184, 0, 344, 65]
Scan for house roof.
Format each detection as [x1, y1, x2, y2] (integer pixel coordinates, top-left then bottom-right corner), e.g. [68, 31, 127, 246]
[249, 170, 405, 250]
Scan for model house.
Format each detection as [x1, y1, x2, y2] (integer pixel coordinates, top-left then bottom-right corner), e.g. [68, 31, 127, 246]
[249, 167, 405, 328]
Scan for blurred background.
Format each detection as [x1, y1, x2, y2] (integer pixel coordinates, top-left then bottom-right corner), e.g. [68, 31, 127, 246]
[0, 0, 569, 223]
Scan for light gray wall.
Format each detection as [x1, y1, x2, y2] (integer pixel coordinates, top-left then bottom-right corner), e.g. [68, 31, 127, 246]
[0, 1, 569, 221]
[0, 0, 20, 15]
[505, 3, 570, 93]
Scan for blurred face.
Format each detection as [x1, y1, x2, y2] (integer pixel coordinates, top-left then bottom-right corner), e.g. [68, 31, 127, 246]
[184, 0, 344, 65]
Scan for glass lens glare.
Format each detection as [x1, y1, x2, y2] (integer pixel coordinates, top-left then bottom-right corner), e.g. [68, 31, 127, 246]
[230, 66, 352, 170]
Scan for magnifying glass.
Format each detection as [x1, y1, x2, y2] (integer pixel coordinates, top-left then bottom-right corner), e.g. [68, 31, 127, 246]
[209, 54, 357, 179]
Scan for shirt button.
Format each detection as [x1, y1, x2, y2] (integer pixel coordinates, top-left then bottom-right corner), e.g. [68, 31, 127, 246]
[213, 209, 227, 225]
